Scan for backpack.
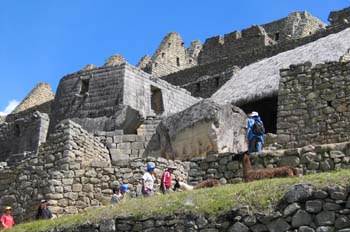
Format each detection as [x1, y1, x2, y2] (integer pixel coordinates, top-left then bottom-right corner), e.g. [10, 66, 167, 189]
[253, 120, 265, 136]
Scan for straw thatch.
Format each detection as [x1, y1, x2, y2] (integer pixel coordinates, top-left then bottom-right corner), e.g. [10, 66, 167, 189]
[211, 28, 350, 106]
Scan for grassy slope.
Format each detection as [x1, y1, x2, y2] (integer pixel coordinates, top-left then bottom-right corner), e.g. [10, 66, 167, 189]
[12, 170, 350, 232]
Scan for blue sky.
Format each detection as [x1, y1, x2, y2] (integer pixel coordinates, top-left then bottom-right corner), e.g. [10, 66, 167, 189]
[0, 0, 348, 115]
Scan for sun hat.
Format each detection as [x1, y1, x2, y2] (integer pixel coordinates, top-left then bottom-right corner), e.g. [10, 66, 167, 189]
[120, 184, 128, 192]
[147, 163, 155, 171]
[248, 111, 259, 117]
[167, 165, 177, 170]
[5, 206, 11, 211]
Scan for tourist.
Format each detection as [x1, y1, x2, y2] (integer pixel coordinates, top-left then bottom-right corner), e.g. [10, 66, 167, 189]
[160, 166, 176, 194]
[142, 163, 158, 197]
[36, 200, 52, 220]
[110, 184, 128, 204]
[246, 111, 265, 154]
[1, 206, 14, 230]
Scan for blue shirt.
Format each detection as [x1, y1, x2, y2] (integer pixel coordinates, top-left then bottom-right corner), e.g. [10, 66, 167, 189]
[246, 116, 264, 143]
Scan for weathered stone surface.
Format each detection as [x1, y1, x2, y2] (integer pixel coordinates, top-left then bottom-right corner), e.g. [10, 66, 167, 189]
[283, 203, 301, 216]
[299, 226, 315, 232]
[305, 200, 322, 213]
[148, 100, 247, 160]
[228, 222, 249, 232]
[267, 218, 290, 232]
[283, 184, 313, 203]
[315, 211, 335, 226]
[335, 215, 350, 229]
[315, 226, 334, 232]
[292, 210, 312, 228]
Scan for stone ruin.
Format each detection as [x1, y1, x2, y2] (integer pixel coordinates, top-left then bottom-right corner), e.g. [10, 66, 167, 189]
[0, 6, 350, 223]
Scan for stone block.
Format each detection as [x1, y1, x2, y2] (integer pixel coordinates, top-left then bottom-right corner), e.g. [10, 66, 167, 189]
[267, 218, 290, 232]
[228, 222, 249, 232]
[315, 211, 335, 226]
[305, 200, 322, 213]
[123, 135, 137, 142]
[277, 156, 300, 168]
[335, 215, 350, 229]
[117, 143, 131, 149]
[132, 142, 145, 149]
[72, 184, 83, 192]
[292, 209, 312, 228]
[283, 203, 301, 216]
[100, 219, 116, 232]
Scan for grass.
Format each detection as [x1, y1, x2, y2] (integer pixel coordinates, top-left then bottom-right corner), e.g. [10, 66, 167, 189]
[12, 170, 350, 232]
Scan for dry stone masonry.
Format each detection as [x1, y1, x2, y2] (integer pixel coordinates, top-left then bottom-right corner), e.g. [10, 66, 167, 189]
[0, 5, 350, 230]
[162, 16, 349, 98]
[278, 60, 350, 148]
[50, 62, 198, 134]
[138, 32, 202, 78]
[40, 183, 350, 232]
[11, 82, 54, 115]
[0, 111, 49, 163]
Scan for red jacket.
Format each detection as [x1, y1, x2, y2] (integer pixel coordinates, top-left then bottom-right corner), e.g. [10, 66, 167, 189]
[161, 171, 172, 188]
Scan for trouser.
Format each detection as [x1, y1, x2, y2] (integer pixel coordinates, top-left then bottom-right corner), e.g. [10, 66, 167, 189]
[161, 186, 171, 194]
[248, 137, 263, 154]
[142, 188, 153, 197]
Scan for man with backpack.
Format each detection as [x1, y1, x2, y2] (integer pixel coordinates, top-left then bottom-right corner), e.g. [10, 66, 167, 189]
[246, 111, 265, 154]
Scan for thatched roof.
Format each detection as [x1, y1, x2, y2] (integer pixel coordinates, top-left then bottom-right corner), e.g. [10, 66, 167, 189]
[211, 28, 350, 106]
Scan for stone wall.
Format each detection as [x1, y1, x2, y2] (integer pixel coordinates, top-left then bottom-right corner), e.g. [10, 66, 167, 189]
[161, 23, 350, 98]
[198, 12, 325, 65]
[277, 61, 350, 148]
[0, 111, 49, 163]
[0, 120, 188, 222]
[329, 6, 350, 26]
[11, 82, 54, 115]
[198, 25, 275, 65]
[262, 11, 326, 42]
[40, 183, 350, 232]
[123, 63, 199, 117]
[138, 32, 201, 78]
[50, 63, 199, 134]
[181, 66, 239, 98]
[49, 64, 126, 133]
[3, 117, 350, 223]
[187, 142, 350, 185]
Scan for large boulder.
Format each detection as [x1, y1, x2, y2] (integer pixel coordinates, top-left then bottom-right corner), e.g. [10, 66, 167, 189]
[146, 99, 247, 160]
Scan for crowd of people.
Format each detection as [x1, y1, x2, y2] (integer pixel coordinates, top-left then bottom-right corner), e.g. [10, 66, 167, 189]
[110, 164, 178, 205]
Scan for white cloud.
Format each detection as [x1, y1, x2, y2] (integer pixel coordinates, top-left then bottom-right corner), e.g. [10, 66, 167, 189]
[0, 100, 20, 116]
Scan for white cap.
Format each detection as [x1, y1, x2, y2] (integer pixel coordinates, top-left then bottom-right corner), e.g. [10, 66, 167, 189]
[249, 111, 259, 117]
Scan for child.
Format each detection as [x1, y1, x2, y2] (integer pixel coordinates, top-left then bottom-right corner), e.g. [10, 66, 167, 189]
[110, 185, 128, 204]
[160, 166, 176, 194]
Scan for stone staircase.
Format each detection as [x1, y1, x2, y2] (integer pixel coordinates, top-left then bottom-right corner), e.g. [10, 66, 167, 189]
[94, 116, 162, 165]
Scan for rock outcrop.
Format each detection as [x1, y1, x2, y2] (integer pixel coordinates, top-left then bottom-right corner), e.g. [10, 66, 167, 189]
[147, 100, 247, 160]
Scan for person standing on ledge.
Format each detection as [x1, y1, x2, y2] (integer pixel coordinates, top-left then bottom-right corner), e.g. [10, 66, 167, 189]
[160, 166, 176, 194]
[246, 111, 265, 154]
[1, 206, 14, 230]
[142, 163, 158, 197]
